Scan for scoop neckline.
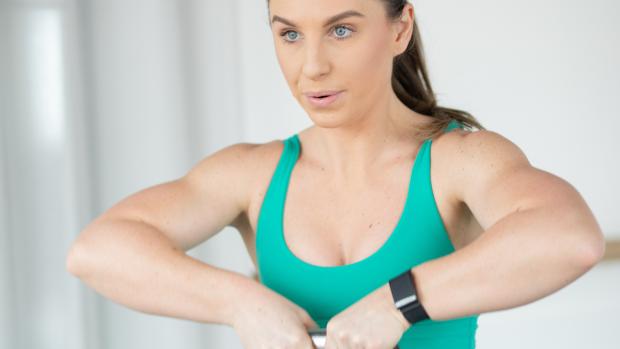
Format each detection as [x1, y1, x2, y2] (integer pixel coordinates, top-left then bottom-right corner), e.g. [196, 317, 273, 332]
[277, 134, 430, 270]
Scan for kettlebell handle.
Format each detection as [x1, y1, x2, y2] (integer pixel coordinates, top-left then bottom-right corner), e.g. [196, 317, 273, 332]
[308, 329, 399, 349]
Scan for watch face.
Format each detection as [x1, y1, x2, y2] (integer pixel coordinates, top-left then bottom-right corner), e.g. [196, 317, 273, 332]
[395, 294, 418, 308]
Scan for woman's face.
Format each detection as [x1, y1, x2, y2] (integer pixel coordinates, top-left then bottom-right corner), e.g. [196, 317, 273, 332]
[268, 0, 411, 129]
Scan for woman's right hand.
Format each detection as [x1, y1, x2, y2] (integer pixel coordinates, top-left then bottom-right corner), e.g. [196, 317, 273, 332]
[231, 286, 320, 349]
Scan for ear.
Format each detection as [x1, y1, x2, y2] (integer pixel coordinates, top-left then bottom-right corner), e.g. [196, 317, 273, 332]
[392, 4, 415, 57]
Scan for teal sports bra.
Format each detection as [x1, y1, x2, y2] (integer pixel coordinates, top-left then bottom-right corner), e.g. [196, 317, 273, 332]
[256, 120, 479, 348]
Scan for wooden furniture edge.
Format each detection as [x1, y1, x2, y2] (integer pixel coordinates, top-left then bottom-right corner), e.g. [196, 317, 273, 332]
[603, 239, 620, 261]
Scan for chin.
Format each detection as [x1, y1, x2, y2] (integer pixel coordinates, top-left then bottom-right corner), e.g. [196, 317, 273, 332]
[307, 111, 354, 129]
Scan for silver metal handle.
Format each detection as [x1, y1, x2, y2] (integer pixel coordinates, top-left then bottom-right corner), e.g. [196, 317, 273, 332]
[308, 328, 327, 349]
[308, 329, 399, 349]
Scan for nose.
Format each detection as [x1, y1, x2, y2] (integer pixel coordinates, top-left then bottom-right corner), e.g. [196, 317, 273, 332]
[302, 40, 331, 80]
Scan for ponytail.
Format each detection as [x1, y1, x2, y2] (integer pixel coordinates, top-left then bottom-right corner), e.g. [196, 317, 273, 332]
[390, 0, 485, 139]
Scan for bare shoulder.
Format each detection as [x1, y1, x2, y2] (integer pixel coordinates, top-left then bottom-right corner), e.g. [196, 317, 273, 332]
[218, 138, 288, 228]
[432, 127, 578, 231]
[424, 128, 531, 241]
[85, 140, 285, 252]
[442, 128, 529, 197]
[433, 127, 530, 174]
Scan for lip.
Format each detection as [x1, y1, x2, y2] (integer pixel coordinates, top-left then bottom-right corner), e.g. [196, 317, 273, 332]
[304, 90, 344, 108]
[304, 90, 342, 98]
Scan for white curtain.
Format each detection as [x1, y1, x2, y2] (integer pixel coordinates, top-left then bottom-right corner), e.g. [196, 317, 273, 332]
[1, 0, 253, 348]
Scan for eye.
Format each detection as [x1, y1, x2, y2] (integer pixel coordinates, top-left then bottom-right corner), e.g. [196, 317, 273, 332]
[279, 25, 355, 44]
[280, 30, 301, 44]
[332, 25, 354, 40]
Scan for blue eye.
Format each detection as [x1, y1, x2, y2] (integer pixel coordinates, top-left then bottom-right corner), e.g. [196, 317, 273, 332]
[333, 25, 353, 39]
[279, 25, 354, 44]
[282, 30, 300, 43]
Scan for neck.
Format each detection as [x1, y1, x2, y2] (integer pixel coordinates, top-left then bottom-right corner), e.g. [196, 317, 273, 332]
[304, 91, 428, 185]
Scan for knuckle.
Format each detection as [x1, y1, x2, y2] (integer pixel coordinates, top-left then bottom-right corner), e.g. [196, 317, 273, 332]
[336, 330, 349, 342]
[289, 335, 305, 346]
[367, 341, 383, 349]
[349, 336, 364, 347]
[326, 322, 336, 332]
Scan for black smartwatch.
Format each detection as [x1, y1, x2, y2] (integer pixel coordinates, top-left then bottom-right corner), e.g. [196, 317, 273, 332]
[389, 270, 430, 326]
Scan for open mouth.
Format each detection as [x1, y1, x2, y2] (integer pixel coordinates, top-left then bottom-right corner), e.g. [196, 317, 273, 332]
[305, 90, 343, 107]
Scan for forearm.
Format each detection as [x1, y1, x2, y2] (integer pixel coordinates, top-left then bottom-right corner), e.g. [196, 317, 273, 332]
[66, 218, 259, 327]
[409, 207, 603, 321]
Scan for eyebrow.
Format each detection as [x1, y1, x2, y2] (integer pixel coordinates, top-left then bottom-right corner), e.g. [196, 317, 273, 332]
[271, 10, 365, 28]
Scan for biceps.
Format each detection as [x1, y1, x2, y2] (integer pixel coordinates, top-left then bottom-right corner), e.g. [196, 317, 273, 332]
[465, 165, 567, 230]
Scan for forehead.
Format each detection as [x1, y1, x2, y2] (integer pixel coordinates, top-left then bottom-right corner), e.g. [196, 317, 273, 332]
[269, 0, 383, 26]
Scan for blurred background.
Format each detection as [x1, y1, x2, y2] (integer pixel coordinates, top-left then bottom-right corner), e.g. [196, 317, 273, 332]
[1, 0, 619, 348]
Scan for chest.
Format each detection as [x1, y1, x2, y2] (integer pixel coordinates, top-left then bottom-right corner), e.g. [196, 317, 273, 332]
[238, 148, 477, 270]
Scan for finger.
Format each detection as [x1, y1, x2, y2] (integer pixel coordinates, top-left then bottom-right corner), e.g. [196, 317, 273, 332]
[298, 309, 319, 330]
[304, 315, 320, 330]
[333, 332, 345, 349]
[324, 333, 339, 349]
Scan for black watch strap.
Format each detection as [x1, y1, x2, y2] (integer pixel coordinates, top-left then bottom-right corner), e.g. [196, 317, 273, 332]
[389, 270, 430, 325]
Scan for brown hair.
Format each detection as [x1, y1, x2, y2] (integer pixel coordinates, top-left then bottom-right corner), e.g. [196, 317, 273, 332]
[267, 0, 486, 139]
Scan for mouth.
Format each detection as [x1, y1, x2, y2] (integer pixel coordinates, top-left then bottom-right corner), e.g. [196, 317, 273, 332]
[304, 90, 342, 98]
[304, 90, 344, 107]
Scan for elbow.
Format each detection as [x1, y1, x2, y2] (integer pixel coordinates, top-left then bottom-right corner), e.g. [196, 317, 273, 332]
[66, 220, 108, 277]
[577, 230, 607, 267]
[65, 243, 81, 276]
[66, 241, 91, 277]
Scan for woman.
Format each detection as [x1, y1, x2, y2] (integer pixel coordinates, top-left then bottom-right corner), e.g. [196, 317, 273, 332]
[66, 1, 606, 348]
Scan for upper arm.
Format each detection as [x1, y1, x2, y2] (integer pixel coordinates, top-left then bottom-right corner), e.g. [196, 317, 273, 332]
[97, 142, 258, 251]
[453, 130, 602, 244]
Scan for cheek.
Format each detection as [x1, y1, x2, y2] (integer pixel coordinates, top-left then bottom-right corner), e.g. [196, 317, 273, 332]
[343, 33, 394, 95]
[363, 34, 393, 79]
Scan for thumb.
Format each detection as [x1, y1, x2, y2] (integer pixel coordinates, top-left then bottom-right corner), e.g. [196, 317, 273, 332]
[300, 311, 320, 330]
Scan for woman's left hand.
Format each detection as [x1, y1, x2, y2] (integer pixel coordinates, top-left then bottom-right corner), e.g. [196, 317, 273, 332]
[324, 283, 410, 349]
